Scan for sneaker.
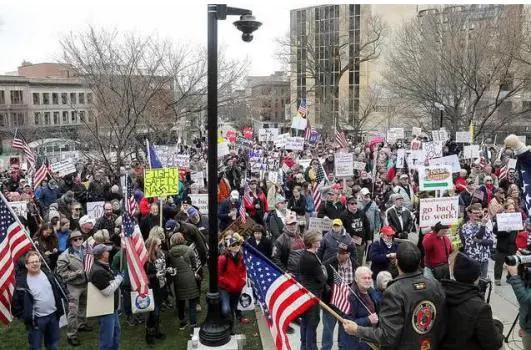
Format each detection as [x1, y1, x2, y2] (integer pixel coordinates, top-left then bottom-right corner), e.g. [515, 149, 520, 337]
[179, 321, 189, 330]
[495, 280, 501, 286]
[67, 337, 81, 347]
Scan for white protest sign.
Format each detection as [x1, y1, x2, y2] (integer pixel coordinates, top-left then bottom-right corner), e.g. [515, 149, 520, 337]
[189, 194, 208, 214]
[517, 135, 527, 144]
[285, 137, 304, 151]
[274, 133, 289, 148]
[396, 149, 405, 169]
[50, 160, 77, 178]
[353, 161, 366, 171]
[432, 129, 449, 143]
[419, 196, 459, 227]
[298, 159, 312, 169]
[291, 116, 307, 130]
[496, 212, 524, 232]
[386, 128, 405, 143]
[87, 201, 105, 220]
[308, 217, 332, 232]
[429, 154, 461, 173]
[268, 171, 279, 184]
[218, 142, 230, 158]
[258, 128, 280, 142]
[191, 171, 204, 186]
[412, 127, 422, 137]
[508, 158, 517, 169]
[175, 155, 190, 169]
[335, 153, 354, 177]
[418, 165, 454, 191]
[422, 142, 443, 161]
[153, 145, 190, 168]
[455, 131, 472, 143]
[406, 150, 426, 170]
[9, 201, 28, 219]
[463, 145, 480, 159]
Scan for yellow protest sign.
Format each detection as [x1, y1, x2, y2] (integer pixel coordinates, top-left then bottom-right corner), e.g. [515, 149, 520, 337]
[144, 167, 179, 198]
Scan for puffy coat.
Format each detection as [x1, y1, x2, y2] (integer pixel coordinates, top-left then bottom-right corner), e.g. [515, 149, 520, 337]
[55, 247, 87, 287]
[167, 245, 200, 301]
[218, 252, 246, 294]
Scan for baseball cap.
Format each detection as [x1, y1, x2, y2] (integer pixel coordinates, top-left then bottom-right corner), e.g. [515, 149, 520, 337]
[347, 196, 357, 204]
[276, 194, 286, 203]
[187, 207, 199, 218]
[92, 244, 112, 256]
[286, 214, 297, 225]
[164, 219, 180, 232]
[182, 196, 192, 205]
[390, 193, 404, 202]
[332, 219, 343, 226]
[79, 215, 95, 226]
[380, 226, 395, 236]
[360, 188, 371, 196]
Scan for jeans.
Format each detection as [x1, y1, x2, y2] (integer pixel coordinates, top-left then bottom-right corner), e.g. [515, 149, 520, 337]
[66, 284, 87, 338]
[98, 312, 120, 350]
[355, 243, 366, 267]
[220, 289, 242, 330]
[494, 251, 509, 281]
[177, 298, 198, 325]
[321, 309, 344, 350]
[28, 312, 60, 350]
[300, 304, 320, 350]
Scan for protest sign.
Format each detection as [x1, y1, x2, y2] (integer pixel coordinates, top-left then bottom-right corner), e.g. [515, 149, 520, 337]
[432, 129, 449, 143]
[406, 150, 426, 170]
[386, 128, 405, 143]
[496, 212, 524, 232]
[298, 158, 312, 169]
[242, 127, 253, 139]
[86, 282, 114, 317]
[9, 201, 28, 219]
[236, 136, 253, 150]
[268, 171, 279, 184]
[429, 154, 461, 173]
[258, 128, 280, 142]
[455, 131, 472, 143]
[308, 217, 332, 232]
[274, 133, 289, 148]
[422, 142, 443, 161]
[308, 130, 320, 144]
[418, 165, 453, 191]
[508, 158, 517, 169]
[353, 161, 366, 171]
[412, 127, 422, 137]
[463, 145, 480, 159]
[396, 149, 405, 169]
[153, 145, 189, 168]
[419, 196, 459, 227]
[191, 171, 204, 186]
[291, 116, 307, 130]
[517, 135, 527, 144]
[50, 159, 77, 178]
[144, 167, 179, 198]
[225, 130, 237, 143]
[87, 201, 105, 220]
[189, 194, 208, 214]
[335, 153, 354, 177]
[285, 137, 304, 151]
[218, 142, 230, 158]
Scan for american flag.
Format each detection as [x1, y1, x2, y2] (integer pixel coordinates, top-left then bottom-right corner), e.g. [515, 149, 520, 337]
[243, 243, 318, 350]
[335, 131, 348, 149]
[312, 162, 327, 211]
[0, 193, 33, 325]
[11, 135, 36, 170]
[33, 155, 50, 190]
[124, 175, 138, 216]
[297, 99, 308, 117]
[304, 121, 315, 142]
[240, 183, 250, 224]
[122, 212, 149, 295]
[83, 241, 94, 273]
[330, 269, 351, 315]
[498, 165, 508, 181]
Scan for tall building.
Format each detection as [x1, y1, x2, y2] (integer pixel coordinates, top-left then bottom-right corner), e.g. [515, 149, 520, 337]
[246, 71, 290, 125]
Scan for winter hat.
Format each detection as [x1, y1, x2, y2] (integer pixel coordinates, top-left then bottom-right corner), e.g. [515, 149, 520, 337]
[134, 189, 143, 202]
[187, 207, 199, 218]
[453, 252, 481, 284]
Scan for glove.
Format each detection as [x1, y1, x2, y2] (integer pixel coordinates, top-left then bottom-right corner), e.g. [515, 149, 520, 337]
[115, 274, 124, 283]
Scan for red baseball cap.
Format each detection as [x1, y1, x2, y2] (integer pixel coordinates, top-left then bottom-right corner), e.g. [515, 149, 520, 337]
[380, 226, 395, 236]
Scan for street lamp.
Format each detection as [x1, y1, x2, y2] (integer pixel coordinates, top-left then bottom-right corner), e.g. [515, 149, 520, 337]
[434, 102, 444, 129]
[201, 4, 261, 347]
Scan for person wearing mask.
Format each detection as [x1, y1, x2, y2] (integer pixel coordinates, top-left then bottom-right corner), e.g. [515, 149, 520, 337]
[318, 190, 345, 220]
[247, 224, 272, 258]
[55, 231, 91, 346]
[493, 202, 519, 286]
[266, 194, 287, 240]
[340, 196, 371, 266]
[422, 222, 453, 281]
[288, 185, 306, 217]
[89, 244, 123, 350]
[13, 251, 67, 350]
[342, 266, 382, 350]
[298, 230, 327, 350]
[385, 193, 416, 241]
[218, 190, 241, 231]
[392, 174, 416, 211]
[94, 202, 118, 234]
[460, 203, 495, 278]
[440, 253, 504, 350]
[369, 226, 399, 279]
[342, 242, 446, 350]
[271, 214, 306, 275]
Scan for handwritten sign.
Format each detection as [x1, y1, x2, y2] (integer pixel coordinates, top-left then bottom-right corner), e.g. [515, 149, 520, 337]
[353, 161, 366, 171]
[463, 145, 480, 159]
[258, 128, 280, 142]
[496, 212, 524, 232]
[144, 167, 179, 198]
[189, 194, 208, 214]
[153, 145, 190, 168]
[308, 217, 332, 232]
[87, 201, 105, 220]
[432, 129, 449, 143]
[50, 160, 77, 178]
[429, 154, 461, 173]
[386, 128, 405, 143]
[335, 153, 354, 177]
[191, 171, 204, 186]
[274, 133, 289, 148]
[9, 201, 28, 219]
[418, 165, 453, 191]
[423, 142, 443, 161]
[285, 137, 304, 151]
[396, 149, 405, 169]
[236, 136, 253, 150]
[419, 196, 459, 227]
[406, 150, 426, 170]
[455, 131, 472, 143]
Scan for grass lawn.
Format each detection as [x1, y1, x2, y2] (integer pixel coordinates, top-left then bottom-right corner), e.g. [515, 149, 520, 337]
[0, 276, 263, 350]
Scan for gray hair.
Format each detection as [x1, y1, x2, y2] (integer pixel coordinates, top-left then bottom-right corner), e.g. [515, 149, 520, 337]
[376, 271, 393, 291]
[303, 230, 322, 249]
[354, 266, 373, 283]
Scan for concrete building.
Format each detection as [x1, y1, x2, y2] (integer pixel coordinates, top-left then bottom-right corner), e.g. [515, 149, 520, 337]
[246, 71, 290, 125]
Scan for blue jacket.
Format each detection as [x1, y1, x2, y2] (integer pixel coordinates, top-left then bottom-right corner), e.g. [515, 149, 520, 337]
[343, 287, 382, 349]
[218, 198, 241, 231]
[508, 275, 531, 331]
[369, 238, 398, 279]
[35, 185, 59, 210]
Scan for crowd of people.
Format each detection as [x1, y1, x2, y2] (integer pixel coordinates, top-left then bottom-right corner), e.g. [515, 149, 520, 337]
[4, 129, 531, 350]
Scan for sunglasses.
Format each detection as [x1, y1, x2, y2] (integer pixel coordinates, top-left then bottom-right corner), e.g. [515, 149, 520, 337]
[72, 237, 83, 242]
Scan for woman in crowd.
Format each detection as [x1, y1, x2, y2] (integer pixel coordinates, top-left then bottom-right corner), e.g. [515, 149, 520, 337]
[33, 223, 59, 270]
[247, 224, 272, 258]
[493, 202, 519, 286]
[56, 218, 72, 254]
[288, 185, 306, 218]
[375, 271, 392, 293]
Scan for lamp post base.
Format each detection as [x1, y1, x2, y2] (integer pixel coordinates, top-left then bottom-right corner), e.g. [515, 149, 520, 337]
[198, 292, 232, 347]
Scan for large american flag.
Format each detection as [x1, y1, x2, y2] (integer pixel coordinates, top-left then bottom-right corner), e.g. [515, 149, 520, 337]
[312, 181, 322, 213]
[0, 193, 33, 325]
[240, 183, 251, 224]
[297, 99, 308, 117]
[11, 135, 36, 170]
[33, 155, 50, 190]
[335, 131, 348, 149]
[330, 269, 351, 315]
[122, 212, 149, 295]
[84, 240, 95, 273]
[243, 243, 318, 350]
[124, 175, 138, 216]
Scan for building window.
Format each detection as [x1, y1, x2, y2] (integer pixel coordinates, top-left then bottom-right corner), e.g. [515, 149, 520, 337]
[71, 111, 77, 123]
[0, 91, 5, 104]
[79, 93, 85, 104]
[70, 93, 77, 104]
[10, 90, 23, 104]
[79, 110, 86, 123]
[53, 112, 59, 125]
[44, 112, 50, 125]
[11, 112, 25, 126]
[34, 112, 41, 125]
[61, 93, 67, 104]
[52, 93, 59, 105]
[33, 93, 40, 105]
[62, 111, 69, 124]
[0, 112, 6, 126]
[42, 93, 50, 105]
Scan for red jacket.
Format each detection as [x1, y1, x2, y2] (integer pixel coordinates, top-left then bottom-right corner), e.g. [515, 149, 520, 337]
[244, 191, 269, 218]
[218, 253, 246, 294]
[516, 231, 529, 250]
[422, 231, 453, 268]
[454, 177, 467, 193]
[139, 197, 158, 217]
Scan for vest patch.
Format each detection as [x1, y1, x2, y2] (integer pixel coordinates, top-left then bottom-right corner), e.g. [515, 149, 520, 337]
[413, 282, 426, 290]
[412, 300, 437, 335]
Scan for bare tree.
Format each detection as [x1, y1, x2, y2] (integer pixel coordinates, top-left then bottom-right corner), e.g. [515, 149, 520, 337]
[384, 5, 531, 138]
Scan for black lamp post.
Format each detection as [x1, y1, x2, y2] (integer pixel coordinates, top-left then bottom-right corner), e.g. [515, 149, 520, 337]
[200, 4, 261, 347]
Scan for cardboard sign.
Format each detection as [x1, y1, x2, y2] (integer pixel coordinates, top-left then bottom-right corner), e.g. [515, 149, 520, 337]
[335, 153, 354, 177]
[496, 212, 524, 232]
[353, 161, 366, 171]
[191, 171, 204, 186]
[86, 282, 114, 317]
[144, 167, 179, 198]
[86, 201, 105, 220]
[396, 149, 405, 169]
[455, 131, 472, 143]
[285, 137, 304, 151]
[308, 217, 332, 232]
[258, 128, 280, 142]
[189, 194, 208, 214]
[50, 160, 77, 178]
[508, 158, 517, 170]
[463, 145, 480, 159]
[423, 142, 443, 161]
[418, 165, 454, 191]
[429, 154, 461, 173]
[218, 142, 230, 158]
[9, 201, 28, 219]
[419, 196, 459, 227]
[274, 133, 289, 148]
[412, 127, 422, 137]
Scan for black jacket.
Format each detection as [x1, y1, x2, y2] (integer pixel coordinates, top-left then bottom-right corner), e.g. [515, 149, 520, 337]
[247, 235, 273, 259]
[385, 206, 415, 238]
[440, 279, 503, 350]
[298, 250, 327, 297]
[317, 201, 345, 220]
[340, 209, 371, 244]
[90, 260, 120, 311]
[356, 271, 446, 350]
[288, 196, 306, 216]
[493, 221, 518, 255]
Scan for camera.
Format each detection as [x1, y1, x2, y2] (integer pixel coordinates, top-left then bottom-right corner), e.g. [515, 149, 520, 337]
[233, 14, 262, 42]
[505, 250, 531, 266]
